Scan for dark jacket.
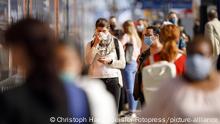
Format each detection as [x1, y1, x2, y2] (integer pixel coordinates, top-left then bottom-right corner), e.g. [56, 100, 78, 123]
[0, 72, 79, 124]
[133, 49, 150, 104]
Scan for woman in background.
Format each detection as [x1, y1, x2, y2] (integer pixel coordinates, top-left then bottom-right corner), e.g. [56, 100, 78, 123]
[121, 20, 142, 117]
[0, 18, 91, 124]
[144, 24, 186, 75]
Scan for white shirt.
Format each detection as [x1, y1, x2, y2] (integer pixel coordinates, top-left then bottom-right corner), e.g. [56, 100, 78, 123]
[85, 36, 125, 86]
[76, 77, 117, 124]
[121, 34, 141, 61]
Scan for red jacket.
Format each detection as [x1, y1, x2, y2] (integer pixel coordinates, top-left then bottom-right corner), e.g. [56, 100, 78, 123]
[144, 53, 186, 75]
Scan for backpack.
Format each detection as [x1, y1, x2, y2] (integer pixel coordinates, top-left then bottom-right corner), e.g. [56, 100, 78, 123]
[142, 61, 176, 103]
[113, 38, 120, 60]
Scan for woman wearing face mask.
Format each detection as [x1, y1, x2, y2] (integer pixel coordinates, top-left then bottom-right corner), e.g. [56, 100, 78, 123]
[143, 24, 186, 75]
[85, 18, 126, 111]
[138, 36, 220, 123]
[136, 19, 147, 39]
[168, 11, 179, 25]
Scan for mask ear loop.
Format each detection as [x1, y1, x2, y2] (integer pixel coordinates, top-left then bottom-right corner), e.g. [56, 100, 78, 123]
[150, 36, 155, 42]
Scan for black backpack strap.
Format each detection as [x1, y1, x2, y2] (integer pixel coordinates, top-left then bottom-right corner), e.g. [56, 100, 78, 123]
[134, 49, 150, 104]
[138, 49, 151, 71]
[114, 38, 120, 60]
[90, 40, 94, 47]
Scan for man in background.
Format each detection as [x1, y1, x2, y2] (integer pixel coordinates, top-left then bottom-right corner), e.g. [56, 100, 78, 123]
[205, 9, 220, 58]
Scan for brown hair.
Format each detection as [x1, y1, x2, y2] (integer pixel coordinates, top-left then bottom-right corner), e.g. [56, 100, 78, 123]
[160, 24, 180, 62]
[122, 20, 133, 35]
[168, 11, 177, 17]
[95, 18, 109, 28]
[187, 35, 213, 55]
[4, 18, 68, 113]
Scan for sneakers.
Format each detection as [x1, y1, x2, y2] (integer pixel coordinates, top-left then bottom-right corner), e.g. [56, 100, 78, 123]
[129, 112, 137, 118]
[119, 111, 136, 118]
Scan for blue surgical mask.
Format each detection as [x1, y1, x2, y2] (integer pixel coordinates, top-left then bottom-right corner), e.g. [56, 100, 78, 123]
[169, 18, 177, 25]
[177, 37, 186, 49]
[144, 36, 153, 46]
[185, 54, 212, 81]
[59, 72, 76, 83]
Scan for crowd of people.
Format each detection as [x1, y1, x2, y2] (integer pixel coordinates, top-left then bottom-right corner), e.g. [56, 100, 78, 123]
[0, 8, 220, 124]
[85, 9, 220, 122]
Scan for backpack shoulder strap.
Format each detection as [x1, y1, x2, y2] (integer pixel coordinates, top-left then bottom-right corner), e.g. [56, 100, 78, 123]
[90, 40, 94, 47]
[138, 49, 151, 70]
[113, 38, 120, 60]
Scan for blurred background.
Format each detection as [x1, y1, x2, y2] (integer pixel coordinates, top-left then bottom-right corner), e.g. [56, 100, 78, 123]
[0, 0, 219, 81]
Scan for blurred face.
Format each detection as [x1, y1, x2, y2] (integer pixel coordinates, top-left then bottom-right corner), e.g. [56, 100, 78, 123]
[185, 41, 212, 81]
[190, 42, 212, 58]
[96, 27, 109, 35]
[142, 28, 159, 49]
[136, 20, 145, 32]
[56, 46, 82, 77]
[109, 18, 117, 31]
[110, 18, 116, 24]
[143, 28, 154, 36]
[142, 28, 153, 49]
[144, 28, 158, 44]
[155, 23, 161, 28]
[169, 13, 178, 25]
[10, 45, 29, 71]
[169, 13, 178, 19]
[138, 20, 144, 25]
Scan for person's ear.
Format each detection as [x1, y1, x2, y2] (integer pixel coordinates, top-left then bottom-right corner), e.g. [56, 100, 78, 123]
[155, 34, 159, 39]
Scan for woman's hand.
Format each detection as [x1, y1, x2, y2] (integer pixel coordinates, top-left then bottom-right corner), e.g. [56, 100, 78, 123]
[98, 57, 113, 64]
[92, 33, 101, 47]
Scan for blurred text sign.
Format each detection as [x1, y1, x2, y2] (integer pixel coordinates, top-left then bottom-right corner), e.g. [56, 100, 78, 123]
[141, 0, 192, 9]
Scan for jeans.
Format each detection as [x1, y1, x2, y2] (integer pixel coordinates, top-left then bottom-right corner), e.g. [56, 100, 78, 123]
[123, 60, 138, 112]
[100, 77, 121, 110]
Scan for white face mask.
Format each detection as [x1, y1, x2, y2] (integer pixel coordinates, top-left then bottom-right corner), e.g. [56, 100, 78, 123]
[99, 32, 109, 41]
[137, 25, 145, 32]
[96, 32, 112, 56]
[59, 72, 76, 83]
[185, 54, 212, 81]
